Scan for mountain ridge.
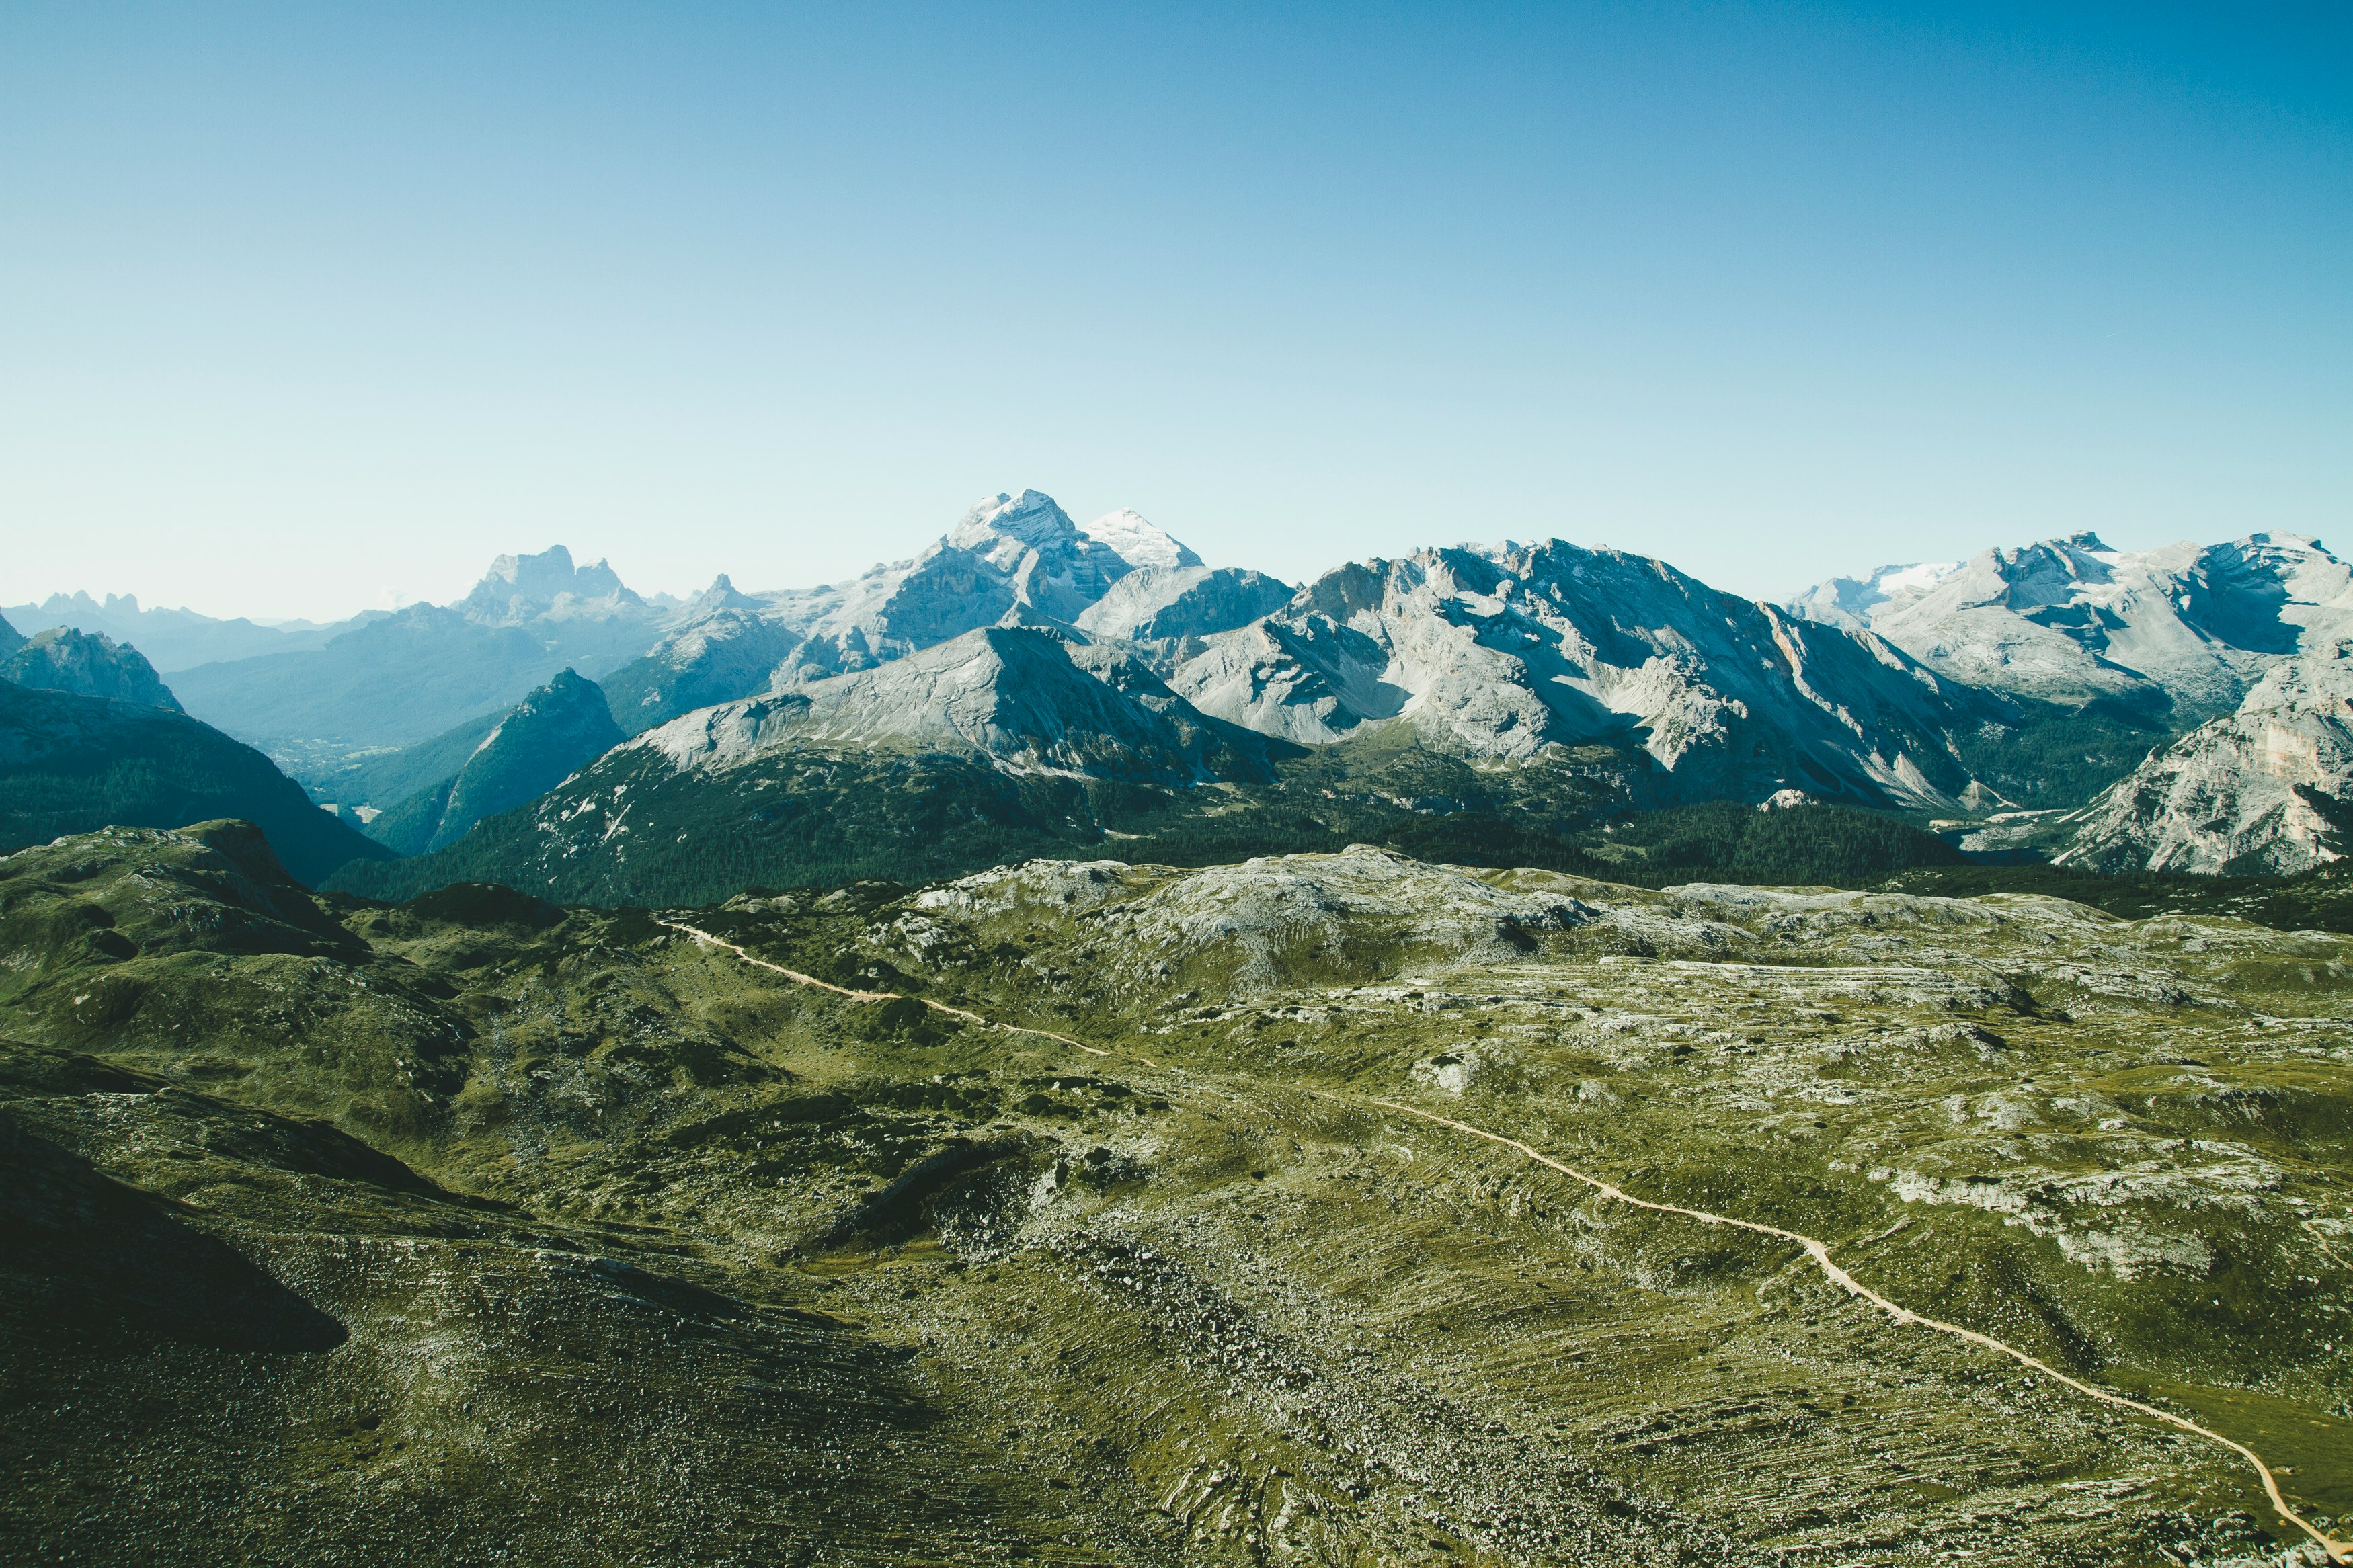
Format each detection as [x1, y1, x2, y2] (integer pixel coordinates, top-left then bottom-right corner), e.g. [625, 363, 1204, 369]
[1, 627, 184, 712]
[1787, 530, 2353, 717]
[2059, 638, 2353, 874]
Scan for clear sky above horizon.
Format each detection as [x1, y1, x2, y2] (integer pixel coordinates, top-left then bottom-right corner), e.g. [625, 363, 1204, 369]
[3, 2, 2347, 622]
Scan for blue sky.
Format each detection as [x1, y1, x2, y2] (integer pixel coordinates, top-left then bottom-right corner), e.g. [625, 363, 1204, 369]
[3, 2, 2346, 620]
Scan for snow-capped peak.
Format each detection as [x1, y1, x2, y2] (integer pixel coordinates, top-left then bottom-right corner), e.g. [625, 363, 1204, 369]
[949, 489, 1080, 552]
[1080, 508, 1204, 572]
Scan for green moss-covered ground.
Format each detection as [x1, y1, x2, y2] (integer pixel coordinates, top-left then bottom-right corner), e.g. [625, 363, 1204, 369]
[8, 823, 2349, 1564]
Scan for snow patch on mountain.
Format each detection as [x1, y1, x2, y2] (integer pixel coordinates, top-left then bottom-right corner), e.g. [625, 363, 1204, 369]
[1784, 561, 1961, 630]
[1080, 508, 1203, 572]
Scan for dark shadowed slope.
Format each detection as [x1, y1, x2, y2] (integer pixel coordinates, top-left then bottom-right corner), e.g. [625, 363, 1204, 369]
[0, 684, 389, 885]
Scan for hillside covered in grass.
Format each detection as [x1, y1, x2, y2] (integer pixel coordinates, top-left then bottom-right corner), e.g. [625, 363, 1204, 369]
[9, 820, 2350, 1563]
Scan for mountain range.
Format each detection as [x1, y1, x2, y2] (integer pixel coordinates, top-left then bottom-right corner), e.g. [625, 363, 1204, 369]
[1783, 530, 2353, 718]
[15, 495, 2353, 897]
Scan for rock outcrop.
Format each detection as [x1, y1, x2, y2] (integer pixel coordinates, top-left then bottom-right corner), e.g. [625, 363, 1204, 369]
[2059, 640, 2353, 874]
[1, 627, 183, 712]
[1789, 532, 2353, 717]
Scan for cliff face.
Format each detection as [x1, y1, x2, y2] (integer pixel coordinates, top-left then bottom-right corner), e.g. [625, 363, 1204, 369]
[2061, 640, 2353, 874]
[1, 627, 183, 712]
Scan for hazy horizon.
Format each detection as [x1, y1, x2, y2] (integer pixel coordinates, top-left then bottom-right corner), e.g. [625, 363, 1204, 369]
[5, 498, 2336, 633]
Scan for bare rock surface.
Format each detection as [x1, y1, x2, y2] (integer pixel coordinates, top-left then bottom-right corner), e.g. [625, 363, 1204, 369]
[1167, 541, 2002, 807]
[635, 626, 1274, 784]
[2061, 641, 2353, 874]
[1, 626, 183, 711]
[1790, 532, 2353, 716]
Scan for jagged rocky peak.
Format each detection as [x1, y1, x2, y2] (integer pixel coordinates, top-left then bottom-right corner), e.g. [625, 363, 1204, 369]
[949, 489, 1089, 557]
[2060, 638, 2353, 875]
[683, 573, 768, 617]
[0, 626, 183, 712]
[0, 610, 22, 658]
[947, 489, 1207, 583]
[768, 488, 1192, 684]
[460, 545, 644, 622]
[1166, 537, 1999, 809]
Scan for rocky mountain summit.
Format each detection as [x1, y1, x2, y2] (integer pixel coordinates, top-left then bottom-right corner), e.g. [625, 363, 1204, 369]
[1166, 540, 2004, 809]
[1, 626, 184, 712]
[456, 544, 647, 625]
[759, 490, 1265, 684]
[2060, 638, 2353, 874]
[565, 491, 1286, 740]
[1789, 531, 2353, 717]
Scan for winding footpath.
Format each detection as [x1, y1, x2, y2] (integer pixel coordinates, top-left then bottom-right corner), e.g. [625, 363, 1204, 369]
[664, 920, 2349, 1564]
